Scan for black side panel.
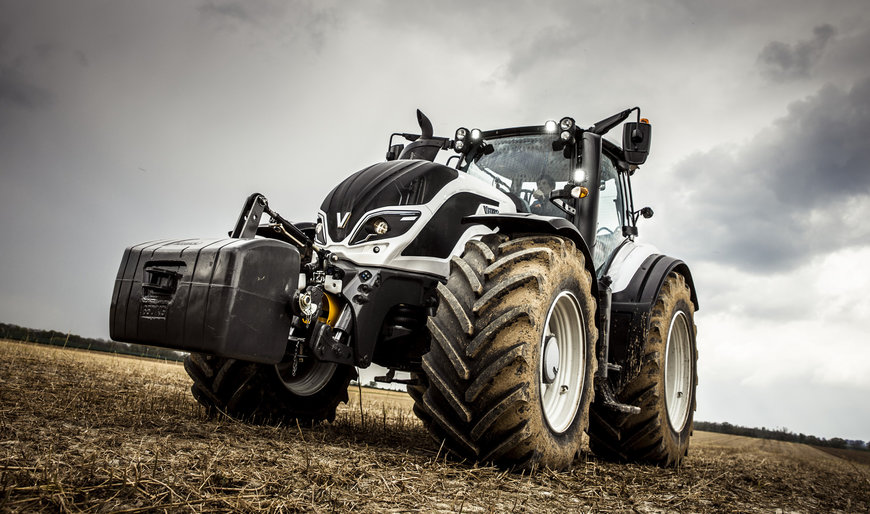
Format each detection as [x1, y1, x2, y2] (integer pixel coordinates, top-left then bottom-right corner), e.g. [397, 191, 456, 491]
[402, 193, 498, 258]
[320, 160, 458, 241]
[608, 254, 698, 392]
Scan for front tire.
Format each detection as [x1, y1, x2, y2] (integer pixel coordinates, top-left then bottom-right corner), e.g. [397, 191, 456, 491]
[589, 272, 698, 466]
[412, 235, 598, 470]
[184, 353, 354, 424]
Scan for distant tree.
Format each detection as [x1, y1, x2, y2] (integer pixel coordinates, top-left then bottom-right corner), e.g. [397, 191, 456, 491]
[0, 321, 184, 362]
[829, 438, 847, 449]
[694, 419, 868, 451]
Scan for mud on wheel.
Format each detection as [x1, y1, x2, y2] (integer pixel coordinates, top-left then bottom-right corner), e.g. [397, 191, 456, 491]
[184, 352, 354, 425]
[589, 272, 698, 466]
[410, 234, 598, 471]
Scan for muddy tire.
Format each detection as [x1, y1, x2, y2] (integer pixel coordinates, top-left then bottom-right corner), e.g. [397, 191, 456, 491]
[589, 272, 697, 466]
[412, 234, 598, 470]
[184, 353, 354, 424]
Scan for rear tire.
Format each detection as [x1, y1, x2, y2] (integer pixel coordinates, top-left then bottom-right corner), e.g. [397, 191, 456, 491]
[589, 272, 698, 466]
[184, 353, 354, 424]
[412, 235, 597, 470]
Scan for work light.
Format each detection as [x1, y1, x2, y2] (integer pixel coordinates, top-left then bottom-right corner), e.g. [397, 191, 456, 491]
[571, 186, 588, 198]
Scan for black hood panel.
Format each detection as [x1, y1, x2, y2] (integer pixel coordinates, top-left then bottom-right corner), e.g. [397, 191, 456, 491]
[320, 160, 458, 241]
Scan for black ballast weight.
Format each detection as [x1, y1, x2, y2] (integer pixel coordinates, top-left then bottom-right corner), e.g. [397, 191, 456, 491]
[110, 238, 300, 364]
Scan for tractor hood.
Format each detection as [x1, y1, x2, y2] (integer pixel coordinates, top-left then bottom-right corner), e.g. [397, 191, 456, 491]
[319, 160, 458, 242]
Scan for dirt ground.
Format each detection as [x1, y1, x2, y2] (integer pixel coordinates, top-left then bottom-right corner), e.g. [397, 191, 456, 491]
[1, 340, 868, 512]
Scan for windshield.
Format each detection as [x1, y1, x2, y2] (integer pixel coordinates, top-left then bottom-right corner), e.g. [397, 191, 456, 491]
[463, 134, 572, 212]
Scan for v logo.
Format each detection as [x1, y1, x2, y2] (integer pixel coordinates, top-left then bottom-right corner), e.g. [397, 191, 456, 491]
[336, 212, 351, 228]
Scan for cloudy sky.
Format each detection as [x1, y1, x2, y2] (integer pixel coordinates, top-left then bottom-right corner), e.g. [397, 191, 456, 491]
[1, 1, 868, 441]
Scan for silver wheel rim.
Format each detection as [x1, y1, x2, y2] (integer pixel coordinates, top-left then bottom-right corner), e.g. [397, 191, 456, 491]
[275, 360, 337, 396]
[664, 310, 692, 431]
[540, 291, 585, 434]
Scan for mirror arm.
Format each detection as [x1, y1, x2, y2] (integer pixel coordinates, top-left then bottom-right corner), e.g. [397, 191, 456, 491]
[591, 107, 640, 135]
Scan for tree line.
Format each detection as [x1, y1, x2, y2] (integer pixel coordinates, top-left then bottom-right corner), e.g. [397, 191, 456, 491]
[695, 420, 868, 452]
[0, 322, 186, 362]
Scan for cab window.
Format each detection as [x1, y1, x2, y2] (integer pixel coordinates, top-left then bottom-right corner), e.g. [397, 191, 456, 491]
[593, 156, 625, 271]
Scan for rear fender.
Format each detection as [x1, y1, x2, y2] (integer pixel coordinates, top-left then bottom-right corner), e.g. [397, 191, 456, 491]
[614, 255, 698, 311]
[608, 254, 698, 390]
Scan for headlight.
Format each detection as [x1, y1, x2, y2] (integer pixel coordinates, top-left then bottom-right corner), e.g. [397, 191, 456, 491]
[372, 218, 389, 235]
[455, 127, 468, 140]
[349, 211, 421, 245]
[470, 128, 482, 140]
[544, 120, 558, 133]
[560, 117, 575, 131]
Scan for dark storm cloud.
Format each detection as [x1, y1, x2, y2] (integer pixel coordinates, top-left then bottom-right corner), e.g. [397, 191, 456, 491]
[670, 76, 870, 272]
[198, 1, 254, 23]
[197, 0, 338, 51]
[33, 42, 59, 61]
[498, 27, 567, 81]
[0, 66, 50, 109]
[758, 24, 835, 82]
[299, 8, 336, 52]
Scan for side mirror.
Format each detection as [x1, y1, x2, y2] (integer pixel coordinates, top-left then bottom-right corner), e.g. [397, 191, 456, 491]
[386, 144, 404, 161]
[623, 121, 652, 165]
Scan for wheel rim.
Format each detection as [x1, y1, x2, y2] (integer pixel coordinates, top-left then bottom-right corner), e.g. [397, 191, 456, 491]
[275, 359, 337, 396]
[664, 310, 693, 431]
[540, 291, 585, 434]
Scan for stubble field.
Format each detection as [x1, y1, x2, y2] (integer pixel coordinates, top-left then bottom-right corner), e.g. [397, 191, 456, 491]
[0, 339, 867, 512]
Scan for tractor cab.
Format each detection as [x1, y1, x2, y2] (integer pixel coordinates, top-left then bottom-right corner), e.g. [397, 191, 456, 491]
[385, 110, 652, 272]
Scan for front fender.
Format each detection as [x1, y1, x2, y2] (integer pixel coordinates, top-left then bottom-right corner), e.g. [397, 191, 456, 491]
[463, 213, 599, 299]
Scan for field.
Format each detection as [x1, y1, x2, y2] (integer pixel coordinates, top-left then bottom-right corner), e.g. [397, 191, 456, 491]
[1, 340, 867, 512]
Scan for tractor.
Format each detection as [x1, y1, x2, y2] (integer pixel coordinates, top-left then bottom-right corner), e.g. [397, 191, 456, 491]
[110, 107, 698, 470]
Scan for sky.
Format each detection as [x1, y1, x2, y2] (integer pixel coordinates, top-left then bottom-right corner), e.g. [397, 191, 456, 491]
[1, 0, 868, 441]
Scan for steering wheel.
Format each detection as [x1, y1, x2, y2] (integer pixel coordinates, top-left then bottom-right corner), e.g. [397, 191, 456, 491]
[519, 189, 537, 203]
